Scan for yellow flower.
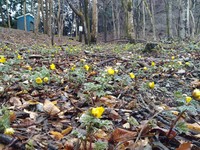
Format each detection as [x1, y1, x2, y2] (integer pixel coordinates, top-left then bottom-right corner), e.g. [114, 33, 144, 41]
[17, 54, 23, 59]
[27, 66, 32, 71]
[50, 63, 56, 70]
[192, 89, 200, 100]
[71, 65, 76, 71]
[107, 67, 115, 75]
[143, 67, 148, 71]
[185, 62, 190, 66]
[148, 82, 155, 89]
[129, 72, 135, 79]
[91, 106, 105, 118]
[80, 59, 86, 62]
[171, 56, 175, 60]
[35, 77, 43, 84]
[0, 56, 6, 63]
[178, 61, 182, 65]
[185, 96, 192, 103]
[4, 128, 15, 135]
[43, 77, 49, 83]
[115, 69, 119, 74]
[84, 65, 90, 71]
[151, 61, 155, 67]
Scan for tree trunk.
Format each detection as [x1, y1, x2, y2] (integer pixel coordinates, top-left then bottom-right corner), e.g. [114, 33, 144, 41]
[0, 4, 6, 26]
[91, 0, 98, 43]
[24, 0, 27, 31]
[127, 0, 134, 39]
[57, 0, 62, 41]
[66, 0, 89, 44]
[45, 0, 49, 34]
[185, 0, 190, 38]
[35, 0, 41, 33]
[84, 0, 90, 44]
[180, 0, 190, 39]
[150, 0, 156, 40]
[6, 0, 11, 28]
[48, 0, 53, 36]
[164, 0, 173, 39]
[143, 0, 156, 40]
[111, 0, 117, 39]
[190, 10, 195, 39]
[142, 1, 146, 39]
[41, 0, 45, 33]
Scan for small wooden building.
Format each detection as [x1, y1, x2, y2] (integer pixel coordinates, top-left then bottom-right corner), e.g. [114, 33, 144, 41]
[17, 13, 34, 31]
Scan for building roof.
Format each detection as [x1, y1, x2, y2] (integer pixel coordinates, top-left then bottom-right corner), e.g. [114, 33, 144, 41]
[16, 13, 34, 19]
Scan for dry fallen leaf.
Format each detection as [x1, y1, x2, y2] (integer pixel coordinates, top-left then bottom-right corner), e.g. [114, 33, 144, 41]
[186, 123, 200, 133]
[43, 100, 60, 116]
[176, 142, 191, 150]
[190, 79, 200, 88]
[62, 126, 73, 136]
[109, 128, 137, 143]
[94, 129, 110, 141]
[50, 131, 64, 141]
[9, 97, 22, 107]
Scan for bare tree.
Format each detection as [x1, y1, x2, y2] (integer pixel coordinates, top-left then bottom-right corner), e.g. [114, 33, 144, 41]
[6, 0, 11, 28]
[91, 0, 98, 43]
[66, 0, 90, 44]
[35, 0, 41, 33]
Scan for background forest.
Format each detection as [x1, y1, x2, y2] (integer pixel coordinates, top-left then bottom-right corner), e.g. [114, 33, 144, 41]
[0, 0, 200, 44]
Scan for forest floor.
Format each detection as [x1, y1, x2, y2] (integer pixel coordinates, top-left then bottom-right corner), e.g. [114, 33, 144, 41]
[0, 27, 200, 150]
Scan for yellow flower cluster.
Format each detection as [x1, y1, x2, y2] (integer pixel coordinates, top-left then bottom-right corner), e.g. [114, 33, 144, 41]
[0, 55, 6, 63]
[43, 77, 49, 83]
[36, 77, 43, 84]
[84, 65, 90, 71]
[185, 96, 192, 103]
[143, 67, 148, 71]
[192, 89, 200, 100]
[17, 54, 23, 60]
[129, 72, 135, 79]
[151, 61, 155, 67]
[50, 63, 56, 70]
[71, 65, 76, 71]
[107, 67, 115, 75]
[4, 128, 15, 135]
[91, 106, 105, 118]
[36, 77, 49, 84]
[148, 82, 155, 89]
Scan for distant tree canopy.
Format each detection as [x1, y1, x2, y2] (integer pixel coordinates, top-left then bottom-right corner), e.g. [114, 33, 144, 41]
[0, 0, 200, 44]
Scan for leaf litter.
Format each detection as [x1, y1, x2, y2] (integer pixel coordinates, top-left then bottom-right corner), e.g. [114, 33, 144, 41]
[0, 29, 200, 149]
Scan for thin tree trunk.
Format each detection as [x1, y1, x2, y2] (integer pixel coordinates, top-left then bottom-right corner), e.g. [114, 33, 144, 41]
[150, 0, 156, 40]
[48, 0, 53, 36]
[24, 0, 27, 31]
[164, 0, 173, 39]
[116, 3, 120, 39]
[143, 0, 156, 40]
[35, 0, 41, 33]
[41, 0, 46, 33]
[185, 0, 190, 38]
[111, 0, 117, 40]
[91, 0, 98, 43]
[190, 10, 195, 39]
[66, 0, 89, 44]
[45, 0, 49, 34]
[127, 0, 134, 39]
[84, 0, 90, 44]
[6, 0, 11, 28]
[142, 1, 146, 39]
[0, 4, 6, 26]
[103, 2, 107, 42]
